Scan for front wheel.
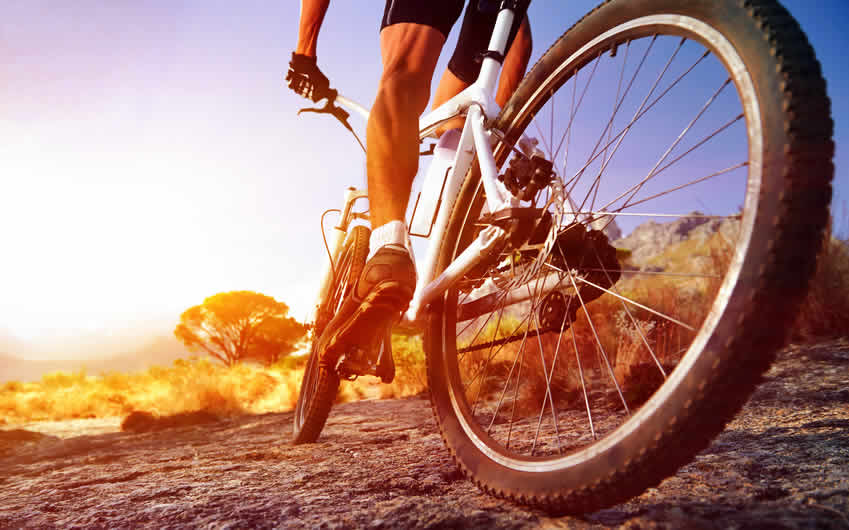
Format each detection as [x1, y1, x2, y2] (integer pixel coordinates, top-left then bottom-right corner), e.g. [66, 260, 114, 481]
[426, 0, 833, 512]
[293, 225, 370, 444]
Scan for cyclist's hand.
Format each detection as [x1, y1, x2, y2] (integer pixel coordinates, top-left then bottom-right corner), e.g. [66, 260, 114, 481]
[286, 53, 333, 103]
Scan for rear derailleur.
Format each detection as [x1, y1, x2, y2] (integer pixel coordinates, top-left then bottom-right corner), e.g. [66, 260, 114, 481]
[458, 225, 622, 353]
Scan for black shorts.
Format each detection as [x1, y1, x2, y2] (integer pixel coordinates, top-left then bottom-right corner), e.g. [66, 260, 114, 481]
[380, 1, 529, 84]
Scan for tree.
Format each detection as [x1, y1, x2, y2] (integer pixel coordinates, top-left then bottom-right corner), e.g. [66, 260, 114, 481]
[174, 291, 305, 366]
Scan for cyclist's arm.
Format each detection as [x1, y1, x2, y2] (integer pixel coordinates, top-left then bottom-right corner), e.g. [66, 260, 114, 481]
[296, 0, 330, 57]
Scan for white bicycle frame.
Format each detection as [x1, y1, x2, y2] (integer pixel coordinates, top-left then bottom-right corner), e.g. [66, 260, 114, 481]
[310, 7, 544, 331]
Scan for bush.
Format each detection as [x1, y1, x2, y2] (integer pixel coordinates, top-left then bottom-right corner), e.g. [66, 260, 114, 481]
[793, 223, 849, 340]
[388, 334, 427, 396]
[0, 358, 306, 424]
[273, 353, 309, 372]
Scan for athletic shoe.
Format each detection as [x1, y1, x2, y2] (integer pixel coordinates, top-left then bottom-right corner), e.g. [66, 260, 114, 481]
[317, 244, 416, 373]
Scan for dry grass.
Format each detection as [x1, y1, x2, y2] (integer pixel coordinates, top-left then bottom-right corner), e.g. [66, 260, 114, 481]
[378, 334, 428, 399]
[793, 219, 849, 340]
[4, 225, 843, 426]
[0, 335, 430, 425]
[0, 359, 308, 424]
[457, 317, 525, 404]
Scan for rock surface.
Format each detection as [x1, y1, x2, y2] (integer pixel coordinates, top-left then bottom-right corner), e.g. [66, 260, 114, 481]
[613, 212, 739, 267]
[2, 341, 848, 529]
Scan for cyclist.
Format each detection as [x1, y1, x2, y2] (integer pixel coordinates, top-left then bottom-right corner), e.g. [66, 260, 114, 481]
[287, 1, 532, 372]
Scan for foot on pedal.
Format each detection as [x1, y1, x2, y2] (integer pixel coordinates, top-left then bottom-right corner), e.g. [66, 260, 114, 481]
[317, 245, 415, 378]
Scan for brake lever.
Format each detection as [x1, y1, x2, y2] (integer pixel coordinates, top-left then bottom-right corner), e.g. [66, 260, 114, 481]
[297, 91, 365, 153]
[298, 93, 351, 132]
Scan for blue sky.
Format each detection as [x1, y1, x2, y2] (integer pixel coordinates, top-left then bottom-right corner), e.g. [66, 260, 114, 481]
[1, 1, 846, 346]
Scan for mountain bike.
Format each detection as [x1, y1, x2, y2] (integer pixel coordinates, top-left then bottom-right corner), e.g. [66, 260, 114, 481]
[291, 0, 834, 513]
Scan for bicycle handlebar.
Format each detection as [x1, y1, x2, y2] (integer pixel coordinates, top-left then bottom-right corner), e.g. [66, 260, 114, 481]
[297, 88, 367, 152]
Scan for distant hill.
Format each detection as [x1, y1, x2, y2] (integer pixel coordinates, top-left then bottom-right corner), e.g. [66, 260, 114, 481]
[613, 212, 740, 268]
[1, 334, 196, 383]
[0, 329, 34, 360]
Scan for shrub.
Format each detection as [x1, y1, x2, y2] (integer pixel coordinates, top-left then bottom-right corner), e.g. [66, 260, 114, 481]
[2, 381, 24, 393]
[40, 370, 88, 390]
[0, 358, 306, 424]
[389, 334, 427, 396]
[793, 224, 849, 340]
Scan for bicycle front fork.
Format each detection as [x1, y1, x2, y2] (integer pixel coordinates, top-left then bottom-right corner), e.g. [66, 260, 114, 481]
[309, 187, 369, 328]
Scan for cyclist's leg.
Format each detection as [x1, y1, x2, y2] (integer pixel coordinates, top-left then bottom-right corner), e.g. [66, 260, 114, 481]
[433, 14, 532, 131]
[366, 23, 446, 229]
[316, 22, 451, 361]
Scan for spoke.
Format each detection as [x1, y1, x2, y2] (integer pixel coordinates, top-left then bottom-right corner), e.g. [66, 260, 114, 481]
[455, 290, 479, 341]
[581, 268, 722, 279]
[606, 162, 748, 214]
[552, 52, 603, 166]
[564, 211, 741, 219]
[562, 67, 578, 176]
[531, 285, 573, 455]
[550, 86, 555, 162]
[552, 241, 631, 414]
[579, 38, 687, 216]
[522, 253, 572, 453]
[483, 249, 564, 441]
[570, 317, 596, 440]
[484, 263, 553, 436]
[462, 289, 532, 394]
[486, 315, 532, 434]
[563, 258, 631, 415]
[534, 118, 554, 161]
[593, 40, 633, 213]
[506, 289, 537, 449]
[577, 37, 653, 216]
[611, 76, 734, 213]
[572, 274, 696, 331]
[508, 271, 556, 448]
[525, 276, 560, 453]
[653, 113, 744, 177]
[468, 306, 508, 415]
[462, 303, 526, 393]
[506, 340, 525, 449]
[594, 247, 668, 378]
[565, 48, 711, 194]
[458, 284, 513, 362]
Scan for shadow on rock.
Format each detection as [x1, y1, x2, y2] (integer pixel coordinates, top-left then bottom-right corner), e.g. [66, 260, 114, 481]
[121, 410, 220, 433]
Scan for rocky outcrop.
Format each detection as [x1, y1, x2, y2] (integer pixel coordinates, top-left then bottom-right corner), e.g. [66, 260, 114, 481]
[1, 340, 847, 528]
[612, 212, 740, 267]
[590, 214, 623, 241]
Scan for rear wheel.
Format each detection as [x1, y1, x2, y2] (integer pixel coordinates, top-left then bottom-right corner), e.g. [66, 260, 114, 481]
[293, 225, 370, 443]
[426, 0, 833, 512]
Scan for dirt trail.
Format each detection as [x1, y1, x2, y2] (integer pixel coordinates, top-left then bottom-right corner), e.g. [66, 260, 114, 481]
[2, 341, 848, 529]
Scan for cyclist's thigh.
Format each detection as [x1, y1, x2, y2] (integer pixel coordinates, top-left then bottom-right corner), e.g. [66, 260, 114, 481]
[448, 1, 530, 84]
[380, 0, 464, 39]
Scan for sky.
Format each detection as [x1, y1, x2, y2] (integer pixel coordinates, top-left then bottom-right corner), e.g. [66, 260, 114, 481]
[1, 1, 847, 352]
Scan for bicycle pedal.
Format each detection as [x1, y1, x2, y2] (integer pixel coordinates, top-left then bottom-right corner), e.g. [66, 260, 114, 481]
[335, 347, 380, 380]
[376, 330, 395, 384]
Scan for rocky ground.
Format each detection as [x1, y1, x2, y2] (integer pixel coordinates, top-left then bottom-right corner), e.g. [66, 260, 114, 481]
[1, 340, 847, 529]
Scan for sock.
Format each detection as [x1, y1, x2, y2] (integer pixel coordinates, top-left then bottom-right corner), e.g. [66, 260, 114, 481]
[368, 220, 412, 261]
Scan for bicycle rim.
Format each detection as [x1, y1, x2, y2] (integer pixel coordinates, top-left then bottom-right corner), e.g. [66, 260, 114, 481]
[427, 0, 833, 511]
[293, 225, 369, 443]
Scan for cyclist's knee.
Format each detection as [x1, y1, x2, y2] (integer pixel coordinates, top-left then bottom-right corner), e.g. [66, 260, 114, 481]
[378, 23, 444, 113]
[378, 69, 432, 114]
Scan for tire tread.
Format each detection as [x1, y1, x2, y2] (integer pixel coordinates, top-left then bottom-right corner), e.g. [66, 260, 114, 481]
[427, 0, 833, 513]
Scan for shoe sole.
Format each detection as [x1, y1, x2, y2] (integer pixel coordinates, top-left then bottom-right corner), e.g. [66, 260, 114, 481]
[318, 281, 412, 369]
